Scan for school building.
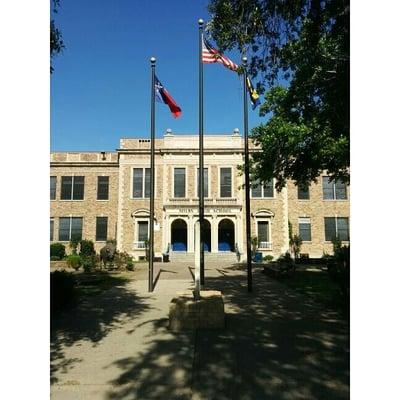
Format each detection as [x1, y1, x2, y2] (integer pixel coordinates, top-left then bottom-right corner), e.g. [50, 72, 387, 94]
[50, 129, 350, 261]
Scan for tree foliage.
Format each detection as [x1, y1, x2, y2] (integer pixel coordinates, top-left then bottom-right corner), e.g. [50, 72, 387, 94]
[207, 0, 349, 190]
[288, 221, 302, 260]
[50, 0, 65, 73]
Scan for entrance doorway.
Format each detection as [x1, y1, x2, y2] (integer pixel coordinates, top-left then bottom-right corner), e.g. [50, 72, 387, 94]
[218, 219, 235, 252]
[171, 219, 187, 251]
[197, 219, 211, 252]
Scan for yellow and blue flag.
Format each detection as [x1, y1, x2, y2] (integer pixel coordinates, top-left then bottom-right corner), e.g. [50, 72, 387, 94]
[246, 77, 261, 110]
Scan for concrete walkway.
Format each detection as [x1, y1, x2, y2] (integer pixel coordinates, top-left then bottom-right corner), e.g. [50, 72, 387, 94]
[51, 262, 349, 400]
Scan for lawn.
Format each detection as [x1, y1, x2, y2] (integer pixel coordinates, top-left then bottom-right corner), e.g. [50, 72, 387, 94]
[277, 266, 348, 313]
[51, 270, 134, 314]
[74, 271, 133, 299]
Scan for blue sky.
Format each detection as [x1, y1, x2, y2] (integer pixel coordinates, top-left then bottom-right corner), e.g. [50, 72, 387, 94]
[51, 0, 267, 151]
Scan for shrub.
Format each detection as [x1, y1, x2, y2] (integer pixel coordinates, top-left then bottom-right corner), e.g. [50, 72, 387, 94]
[126, 258, 134, 271]
[50, 243, 66, 260]
[50, 256, 61, 261]
[327, 241, 350, 307]
[251, 236, 259, 255]
[278, 252, 293, 265]
[106, 261, 115, 270]
[113, 252, 124, 270]
[114, 251, 134, 270]
[331, 236, 343, 254]
[276, 252, 295, 273]
[263, 255, 274, 263]
[51, 270, 76, 313]
[81, 255, 96, 273]
[69, 236, 80, 254]
[334, 244, 350, 267]
[100, 240, 117, 267]
[288, 221, 302, 261]
[94, 254, 101, 268]
[80, 239, 95, 257]
[66, 254, 82, 271]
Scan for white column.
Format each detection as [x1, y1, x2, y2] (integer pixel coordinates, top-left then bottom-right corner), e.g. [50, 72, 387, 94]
[187, 215, 194, 253]
[211, 216, 218, 253]
[237, 214, 243, 254]
[162, 213, 167, 252]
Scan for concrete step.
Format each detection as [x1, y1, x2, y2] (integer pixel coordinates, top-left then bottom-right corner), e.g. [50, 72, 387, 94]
[169, 252, 238, 263]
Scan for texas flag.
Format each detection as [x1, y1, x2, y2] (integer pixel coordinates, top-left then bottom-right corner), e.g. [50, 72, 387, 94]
[155, 75, 182, 118]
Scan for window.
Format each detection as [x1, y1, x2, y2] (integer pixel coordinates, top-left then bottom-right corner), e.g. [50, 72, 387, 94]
[298, 185, 310, 200]
[251, 179, 274, 198]
[220, 168, 232, 197]
[174, 168, 186, 198]
[263, 180, 274, 198]
[97, 176, 109, 200]
[96, 217, 108, 241]
[60, 176, 84, 200]
[133, 168, 151, 198]
[50, 219, 54, 241]
[138, 221, 149, 242]
[197, 168, 208, 198]
[50, 176, 56, 200]
[251, 181, 262, 198]
[58, 217, 83, 241]
[323, 177, 347, 200]
[324, 217, 349, 241]
[335, 180, 347, 200]
[257, 221, 269, 243]
[298, 217, 311, 241]
[336, 217, 350, 241]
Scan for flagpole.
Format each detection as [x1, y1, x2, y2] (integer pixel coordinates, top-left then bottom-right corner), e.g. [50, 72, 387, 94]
[242, 56, 252, 292]
[149, 56, 156, 293]
[198, 19, 205, 287]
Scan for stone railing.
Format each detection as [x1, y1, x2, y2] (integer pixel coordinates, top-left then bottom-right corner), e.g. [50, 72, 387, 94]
[166, 198, 240, 206]
[258, 241, 273, 250]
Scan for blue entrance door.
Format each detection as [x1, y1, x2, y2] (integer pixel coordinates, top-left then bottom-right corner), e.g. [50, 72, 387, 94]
[218, 219, 235, 252]
[171, 219, 187, 251]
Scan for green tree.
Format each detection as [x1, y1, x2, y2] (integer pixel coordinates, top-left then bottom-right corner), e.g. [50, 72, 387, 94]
[288, 221, 302, 261]
[51, 0, 65, 73]
[208, 0, 349, 190]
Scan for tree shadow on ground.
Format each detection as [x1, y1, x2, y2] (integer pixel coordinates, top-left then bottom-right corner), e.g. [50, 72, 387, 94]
[105, 318, 194, 400]
[51, 277, 151, 384]
[104, 265, 349, 400]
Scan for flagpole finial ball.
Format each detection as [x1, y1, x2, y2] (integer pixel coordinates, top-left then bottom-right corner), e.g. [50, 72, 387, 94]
[198, 19, 204, 26]
[150, 57, 156, 64]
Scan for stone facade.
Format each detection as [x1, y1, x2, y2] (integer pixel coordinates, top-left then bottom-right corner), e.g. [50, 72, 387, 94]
[50, 152, 119, 253]
[287, 178, 350, 257]
[50, 131, 350, 260]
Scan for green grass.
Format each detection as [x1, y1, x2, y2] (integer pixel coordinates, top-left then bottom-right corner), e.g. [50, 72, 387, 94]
[280, 268, 346, 311]
[74, 271, 132, 299]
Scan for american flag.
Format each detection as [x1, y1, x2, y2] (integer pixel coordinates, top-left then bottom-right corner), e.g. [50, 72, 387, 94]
[202, 36, 238, 72]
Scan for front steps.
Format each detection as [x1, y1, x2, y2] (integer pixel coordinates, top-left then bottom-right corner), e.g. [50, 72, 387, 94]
[169, 251, 239, 263]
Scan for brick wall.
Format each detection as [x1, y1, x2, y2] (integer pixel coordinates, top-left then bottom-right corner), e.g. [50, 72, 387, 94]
[50, 137, 350, 260]
[50, 155, 119, 254]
